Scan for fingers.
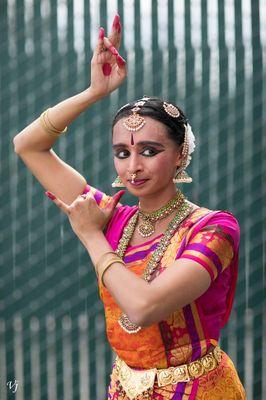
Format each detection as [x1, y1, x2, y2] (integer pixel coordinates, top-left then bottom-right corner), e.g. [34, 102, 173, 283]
[103, 37, 126, 68]
[106, 190, 126, 212]
[109, 13, 122, 49]
[45, 191, 70, 215]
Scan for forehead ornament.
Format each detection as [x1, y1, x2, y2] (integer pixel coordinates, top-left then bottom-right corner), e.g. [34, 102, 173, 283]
[122, 97, 150, 132]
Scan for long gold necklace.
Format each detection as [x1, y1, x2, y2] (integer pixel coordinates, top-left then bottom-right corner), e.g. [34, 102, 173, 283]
[115, 198, 194, 334]
[137, 189, 185, 237]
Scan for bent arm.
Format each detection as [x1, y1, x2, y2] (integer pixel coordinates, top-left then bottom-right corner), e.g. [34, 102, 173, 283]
[12, 89, 102, 205]
[83, 231, 211, 327]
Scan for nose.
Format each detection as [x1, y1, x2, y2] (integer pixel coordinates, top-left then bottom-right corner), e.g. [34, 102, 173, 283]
[127, 152, 143, 175]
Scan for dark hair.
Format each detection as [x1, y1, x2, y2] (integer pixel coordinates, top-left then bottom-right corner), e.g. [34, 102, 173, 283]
[112, 97, 188, 147]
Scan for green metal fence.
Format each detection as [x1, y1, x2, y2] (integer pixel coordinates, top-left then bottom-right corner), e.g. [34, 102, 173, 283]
[1, 1, 265, 399]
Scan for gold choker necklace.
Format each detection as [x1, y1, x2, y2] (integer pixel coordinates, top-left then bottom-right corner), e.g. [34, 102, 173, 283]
[137, 189, 185, 237]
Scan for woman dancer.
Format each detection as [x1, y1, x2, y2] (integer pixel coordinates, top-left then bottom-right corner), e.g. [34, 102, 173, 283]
[13, 14, 246, 400]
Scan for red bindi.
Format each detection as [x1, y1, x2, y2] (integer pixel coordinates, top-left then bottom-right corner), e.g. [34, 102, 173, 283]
[131, 133, 135, 145]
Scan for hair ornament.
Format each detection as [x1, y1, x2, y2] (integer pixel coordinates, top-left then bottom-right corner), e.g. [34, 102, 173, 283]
[163, 101, 180, 118]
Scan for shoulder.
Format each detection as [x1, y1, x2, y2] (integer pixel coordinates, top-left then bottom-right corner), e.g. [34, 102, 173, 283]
[189, 205, 240, 246]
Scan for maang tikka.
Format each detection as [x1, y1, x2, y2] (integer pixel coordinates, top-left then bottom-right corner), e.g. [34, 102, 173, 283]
[111, 97, 150, 187]
[122, 96, 150, 131]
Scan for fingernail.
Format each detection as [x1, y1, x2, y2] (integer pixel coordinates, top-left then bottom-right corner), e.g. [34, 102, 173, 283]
[116, 54, 126, 67]
[109, 45, 118, 56]
[113, 14, 121, 32]
[102, 63, 112, 76]
[99, 27, 105, 40]
[116, 190, 126, 198]
[45, 191, 56, 200]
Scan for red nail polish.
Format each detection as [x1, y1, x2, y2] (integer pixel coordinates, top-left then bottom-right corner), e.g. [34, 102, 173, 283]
[99, 27, 105, 40]
[45, 191, 56, 200]
[116, 54, 126, 67]
[109, 46, 118, 56]
[102, 63, 112, 76]
[112, 14, 121, 32]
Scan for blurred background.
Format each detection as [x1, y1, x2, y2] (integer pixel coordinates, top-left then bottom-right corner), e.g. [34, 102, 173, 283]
[0, 0, 265, 399]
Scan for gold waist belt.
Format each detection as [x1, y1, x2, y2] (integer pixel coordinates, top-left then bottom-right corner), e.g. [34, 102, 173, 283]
[115, 346, 222, 400]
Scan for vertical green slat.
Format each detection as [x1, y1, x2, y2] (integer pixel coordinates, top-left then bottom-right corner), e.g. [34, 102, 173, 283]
[233, 0, 246, 385]
[0, 0, 11, 298]
[167, 0, 177, 101]
[152, 0, 163, 95]
[1, 2, 14, 397]
[50, 0, 61, 102]
[15, 2, 31, 398]
[199, 0, 210, 205]
[250, 1, 263, 398]
[117, 0, 127, 103]
[217, 0, 229, 210]
[134, 0, 144, 98]
[217, 0, 229, 353]
[184, 0, 195, 200]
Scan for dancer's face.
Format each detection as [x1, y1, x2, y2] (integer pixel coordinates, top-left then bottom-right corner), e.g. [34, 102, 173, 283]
[112, 116, 182, 197]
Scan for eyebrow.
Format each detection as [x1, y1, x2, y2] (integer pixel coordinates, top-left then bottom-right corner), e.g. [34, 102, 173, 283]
[112, 141, 165, 149]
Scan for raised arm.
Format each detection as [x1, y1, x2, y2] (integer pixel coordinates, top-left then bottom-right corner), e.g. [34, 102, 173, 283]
[13, 14, 126, 206]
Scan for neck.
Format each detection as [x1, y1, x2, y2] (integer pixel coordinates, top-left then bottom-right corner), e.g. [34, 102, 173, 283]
[138, 185, 180, 212]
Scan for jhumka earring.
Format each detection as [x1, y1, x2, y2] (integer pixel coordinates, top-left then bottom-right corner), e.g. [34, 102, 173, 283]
[173, 124, 192, 183]
[111, 176, 125, 187]
[163, 101, 193, 184]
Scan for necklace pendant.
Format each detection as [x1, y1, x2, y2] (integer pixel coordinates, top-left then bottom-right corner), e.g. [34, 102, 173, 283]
[118, 313, 142, 333]
[138, 220, 155, 237]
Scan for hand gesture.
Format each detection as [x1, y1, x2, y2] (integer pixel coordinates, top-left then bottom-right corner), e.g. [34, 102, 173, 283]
[45, 190, 125, 245]
[90, 14, 127, 98]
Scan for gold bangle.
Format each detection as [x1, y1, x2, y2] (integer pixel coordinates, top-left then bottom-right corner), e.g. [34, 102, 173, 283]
[98, 258, 126, 287]
[46, 108, 68, 133]
[39, 109, 67, 137]
[95, 251, 119, 273]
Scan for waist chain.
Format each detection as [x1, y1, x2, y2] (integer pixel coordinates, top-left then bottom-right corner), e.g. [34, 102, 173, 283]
[114, 345, 222, 400]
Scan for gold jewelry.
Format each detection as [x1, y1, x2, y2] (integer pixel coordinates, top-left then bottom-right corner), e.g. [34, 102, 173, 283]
[123, 106, 145, 132]
[115, 346, 222, 399]
[130, 173, 137, 183]
[115, 199, 194, 333]
[111, 176, 125, 187]
[97, 256, 126, 287]
[173, 124, 192, 183]
[95, 251, 119, 272]
[123, 97, 150, 132]
[163, 101, 180, 118]
[40, 109, 67, 137]
[137, 189, 185, 237]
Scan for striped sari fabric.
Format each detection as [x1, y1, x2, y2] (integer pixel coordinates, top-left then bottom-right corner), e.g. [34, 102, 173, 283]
[82, 184, 246, 399]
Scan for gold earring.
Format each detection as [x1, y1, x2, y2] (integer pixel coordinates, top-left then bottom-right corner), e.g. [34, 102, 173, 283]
[111, 176, 125, 187]
[173, 167, 193, 183]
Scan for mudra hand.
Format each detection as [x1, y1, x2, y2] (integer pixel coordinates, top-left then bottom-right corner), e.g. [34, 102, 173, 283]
[89, 14, 127, 98]
[45, 190, 125, 245]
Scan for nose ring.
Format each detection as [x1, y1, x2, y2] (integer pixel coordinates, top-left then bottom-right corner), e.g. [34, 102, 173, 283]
[131, 173, 137, 183]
